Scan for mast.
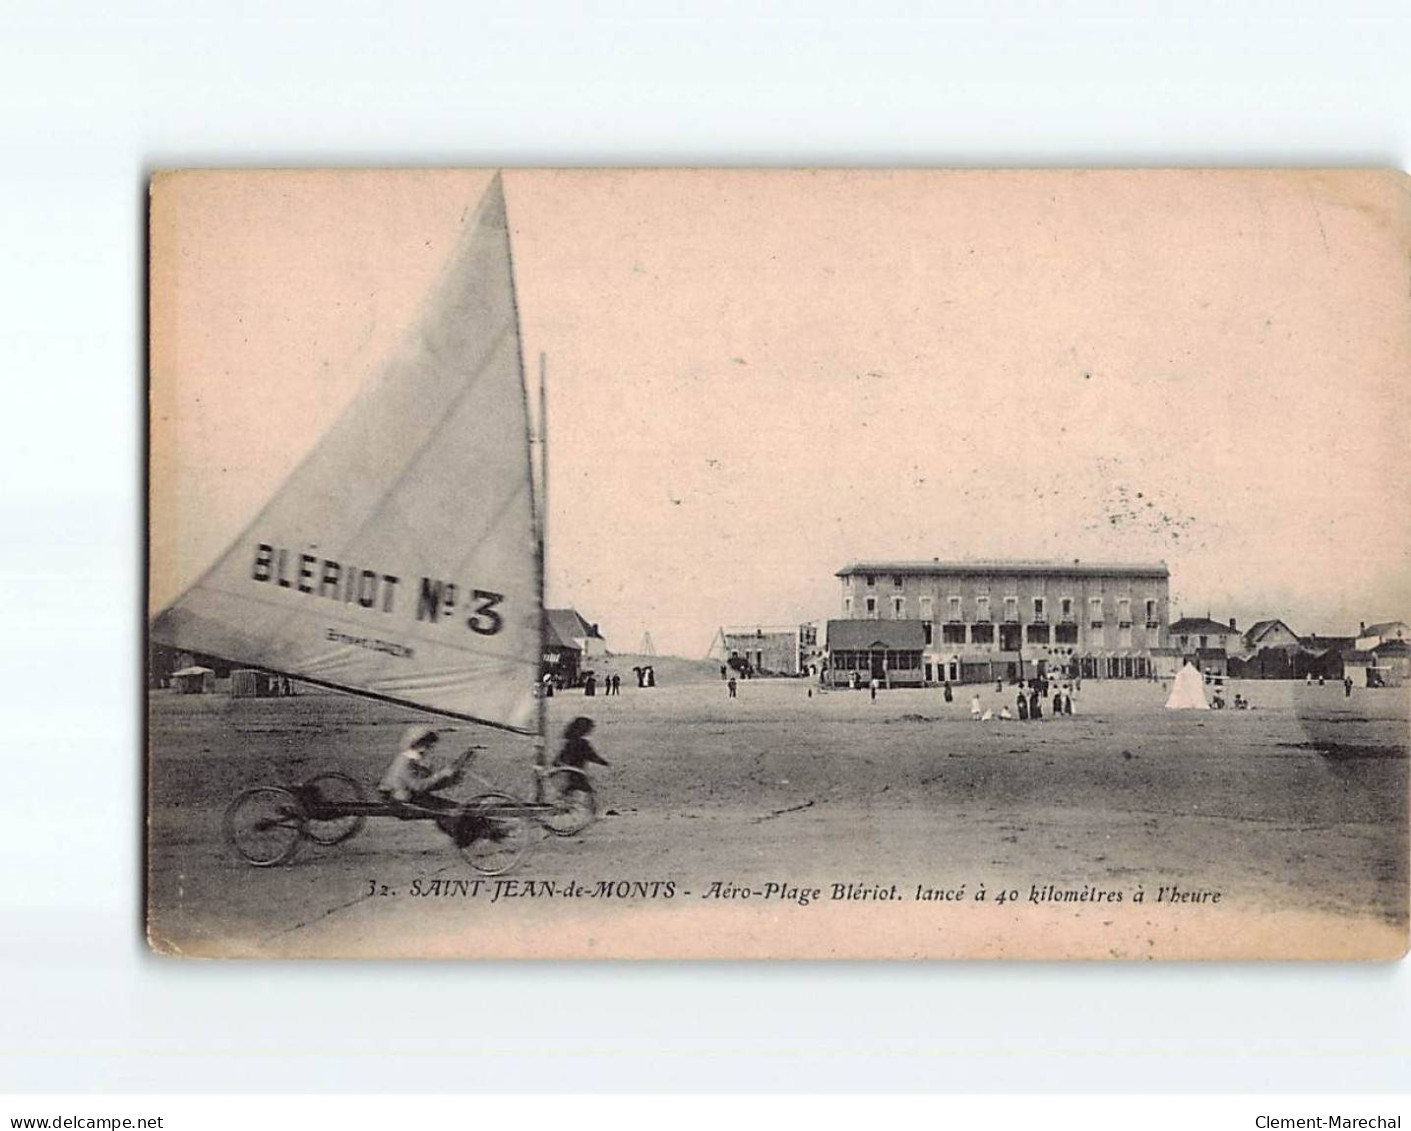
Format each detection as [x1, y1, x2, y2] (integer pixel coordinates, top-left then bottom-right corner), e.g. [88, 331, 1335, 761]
[502, 170, 547, 768]
[535, 351, 549, 768]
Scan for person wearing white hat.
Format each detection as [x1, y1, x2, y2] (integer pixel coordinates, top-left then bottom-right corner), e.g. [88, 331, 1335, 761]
[378, 725, 473, 815]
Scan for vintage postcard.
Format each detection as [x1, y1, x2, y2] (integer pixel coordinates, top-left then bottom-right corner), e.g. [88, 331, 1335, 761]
[147, 168, 1410, 959]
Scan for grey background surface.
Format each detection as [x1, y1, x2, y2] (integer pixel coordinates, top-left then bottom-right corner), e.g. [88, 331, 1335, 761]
[1, 0, 1408, 1093]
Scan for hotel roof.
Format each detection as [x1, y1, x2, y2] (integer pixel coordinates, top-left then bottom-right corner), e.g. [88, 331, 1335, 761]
[836, 559, 1169, 579]
[826, 619, 928, 650]
[1170, 616, 1237, 634]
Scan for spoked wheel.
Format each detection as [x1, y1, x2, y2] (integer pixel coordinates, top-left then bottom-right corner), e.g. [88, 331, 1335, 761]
[538, 769, 598, 837]
[455, 792, 536, 875]
[224, 786, 306, 867]
[299, 772, 368, 846]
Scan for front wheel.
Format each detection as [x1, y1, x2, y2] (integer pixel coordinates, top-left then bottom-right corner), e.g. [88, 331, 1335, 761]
[225, 786, 305, 866]
[538, 769, 597, 837]
[454, 792, 536, 875]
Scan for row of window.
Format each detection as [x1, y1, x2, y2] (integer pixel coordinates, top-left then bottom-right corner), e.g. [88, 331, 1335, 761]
[844, 623, 1144, 652]
[833, 650, 1157, 676]
[847, 594, 1160, 622]
[848, 574, 1155, 599]
[831, 650, 921, 671]
[1176, 633, 1232, 649]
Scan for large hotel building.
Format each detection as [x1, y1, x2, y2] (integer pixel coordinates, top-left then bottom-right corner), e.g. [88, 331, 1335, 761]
[828, 559, 1172, 687]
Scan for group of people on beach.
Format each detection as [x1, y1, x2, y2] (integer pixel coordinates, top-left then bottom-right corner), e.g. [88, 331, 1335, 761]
[968, 677, 1076, 721]
[582, 673, 621, 697]
[574, 665, 657, 698]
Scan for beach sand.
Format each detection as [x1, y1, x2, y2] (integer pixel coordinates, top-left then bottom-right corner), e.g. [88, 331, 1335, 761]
[145, 670, 1408, 959]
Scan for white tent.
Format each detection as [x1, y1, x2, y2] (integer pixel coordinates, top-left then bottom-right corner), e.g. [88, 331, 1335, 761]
[1164, 662, 1210, 710]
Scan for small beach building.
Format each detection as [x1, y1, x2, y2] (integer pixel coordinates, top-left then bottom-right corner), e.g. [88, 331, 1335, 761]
[171, 666, 215, 694]
[707, 625, 805, 676]
[824, 619, 925, 688]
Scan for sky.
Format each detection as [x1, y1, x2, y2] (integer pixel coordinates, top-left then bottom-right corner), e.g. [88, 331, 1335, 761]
[150, 169, 1411, 656]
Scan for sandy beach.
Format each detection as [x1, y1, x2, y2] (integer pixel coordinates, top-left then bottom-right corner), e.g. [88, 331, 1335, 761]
[146, 667, 1408, 960]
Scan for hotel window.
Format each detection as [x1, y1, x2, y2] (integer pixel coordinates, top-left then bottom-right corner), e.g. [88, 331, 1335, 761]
[844, 597, 852, 616]
[1026, 623, 1050, 645]
[919, 596, 933, 621]
[1090, 624, 1105, 648]
[1117, 598, 1132, 626]
[892, 596, 905, 618]
[1033, 597, 1046, 621]
[1089, 596, 1103, 627]
[975, 595, 991, 621]
[923, 622, 933, 645]
[942, 622, 967, 645]
[865, 575, 876, 588]
[947, 595, 962, 621]
[1145, 598, 1158, 625]
[970, 622, 994, 645]
[1060, 596, 1073, 620]
[1119, 624, 1133, 648]
[1004, 596, 1018, 622]
[1055, 622, 1078, 645]
[893, 575, 904, 588]
[865, 596, 876, 618]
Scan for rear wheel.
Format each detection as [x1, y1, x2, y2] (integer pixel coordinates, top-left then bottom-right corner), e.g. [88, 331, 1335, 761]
[299, 772, 367, 846]
[225, 786, 305, 866]
[539, 769, 597, 837]
[455, 792, 536, 875]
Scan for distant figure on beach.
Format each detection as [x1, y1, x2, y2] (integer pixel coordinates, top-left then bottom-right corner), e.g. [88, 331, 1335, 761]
[869, 676, 879, 702]
[720, 665, 727, 680]
[646, 666, 656, 687]
[634, 666, 646, 688]
[612, 674, 622, 696]
[1016, 691, 1028, 720]
[1063, 692, 1073, 716]
[943, 680, 953, 703]
[1306, 672, 1313, 687]
[1319, 675, 1326, 687]
[727, 676, 737, 699]
[995, 679, 1003, 693]
[999, 705, 1012, 720]
[1029, 687, 1042, 720]
[1052, 689, 1063, 717]
[584, 674, 596, 697]
[969, 693, 982, 720]
[981, 708, 993, 721]
[1343, 676, 1353, 698]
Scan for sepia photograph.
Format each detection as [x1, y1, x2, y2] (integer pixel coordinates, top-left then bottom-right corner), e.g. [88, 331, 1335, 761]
[147, 167, 1410, 960]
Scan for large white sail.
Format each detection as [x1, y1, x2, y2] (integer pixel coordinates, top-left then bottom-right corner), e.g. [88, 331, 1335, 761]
[151, 175, 542, 733]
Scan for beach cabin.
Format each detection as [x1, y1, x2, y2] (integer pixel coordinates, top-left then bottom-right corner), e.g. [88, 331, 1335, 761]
[542, 614, 583, 688]
[171, 666, 215, 695]
[825, 619, 925, 688]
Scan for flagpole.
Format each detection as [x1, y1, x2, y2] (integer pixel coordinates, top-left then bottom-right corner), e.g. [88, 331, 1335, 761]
[535, 351, 549, 773]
